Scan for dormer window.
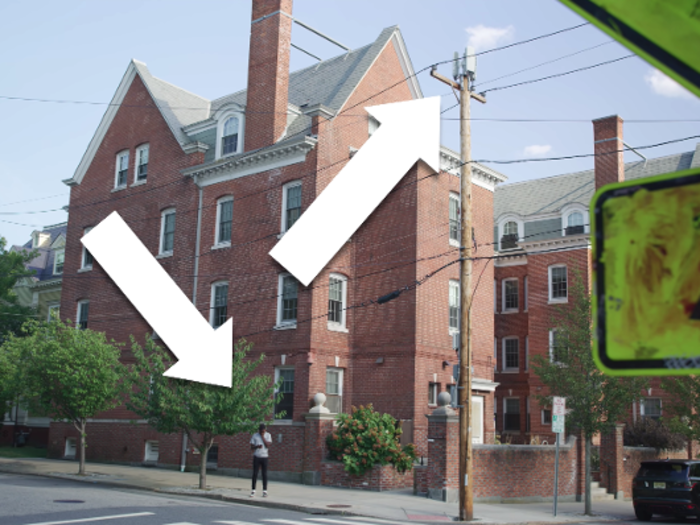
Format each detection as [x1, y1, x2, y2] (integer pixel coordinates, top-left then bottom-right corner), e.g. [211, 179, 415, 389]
[222, 117, 239, 156]
[53, 250, 65, 275]
[565, 211, 584, 236]
[115, 151, 129, 188]
[136, 144, 149, 182]
[501, 221, 519, 250]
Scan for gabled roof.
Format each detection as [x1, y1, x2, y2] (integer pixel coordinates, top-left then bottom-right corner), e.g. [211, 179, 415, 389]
[64, 26, 421, 186]
[11, 222, 68, 282]
[494, 146, 699, 220]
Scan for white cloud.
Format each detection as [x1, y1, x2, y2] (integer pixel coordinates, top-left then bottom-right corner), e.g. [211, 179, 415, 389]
[645, 69, 693, 99]
[523, 145, 552, 157]
[465, 25, 514, 51]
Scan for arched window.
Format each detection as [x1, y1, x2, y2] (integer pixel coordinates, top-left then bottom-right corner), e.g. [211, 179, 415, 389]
[565, 212, 584, 235]
[501, 221, 519, 250]
[221, 116, 239, 156]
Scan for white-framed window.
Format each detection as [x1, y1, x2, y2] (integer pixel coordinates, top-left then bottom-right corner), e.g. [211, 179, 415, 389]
[215, 196, 233, 246]
[135, 144, 149, 182]
[565, 211, 584, 236]
[281, 181, 302, 233]
[115, 150, 129, 188]
[542, 408, 552, 425]
[525, 336, 529, 371]
[526, 396, 531, 433]
[449, 192, 460, 246]
[561, 204, 589, 236]
[494, 280, 497, 313]
[503, 337, 519, 371]
[81, 227, 93, 270]
[276, 274, 298, 327]
[498, 217, 523, 251]
[216, 112, 244, 158]
[523, 276, 528, 311]
[549, 329, 567, 363]
[144, 440, 159, 462]
[64, 437, 77, 458]
[274, 367, 294, 420]
[326, 367, 344, 414]
[210, 281, 228, 328]
[159, 208, 176, 255]
[77, 300, 89, 330]
[328, 274, 348, 331]
[641, 398, 662, 420]
[472, 396, 484, 444]
[503, 397, 520, 432]
[53, 250, 65, 275]
[548, 265, 568, 302]
[428, 382, 439, 406]
[502, 278, 518, 312]
[449, 280, 460, 332]
[47, 304, 60, 322]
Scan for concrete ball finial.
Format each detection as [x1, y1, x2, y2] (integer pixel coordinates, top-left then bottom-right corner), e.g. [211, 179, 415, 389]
[437, 391, 452, 407]
[309, 392, 330, 414]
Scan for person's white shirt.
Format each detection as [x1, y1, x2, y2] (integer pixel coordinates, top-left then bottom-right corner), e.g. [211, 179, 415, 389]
[250, 431, 272, 458]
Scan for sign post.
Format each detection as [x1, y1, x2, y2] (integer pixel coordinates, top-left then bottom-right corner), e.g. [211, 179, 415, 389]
[552, 397, 566, 516]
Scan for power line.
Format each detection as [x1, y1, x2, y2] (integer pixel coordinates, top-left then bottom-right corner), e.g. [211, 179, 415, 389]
[469, 22, 591, 58]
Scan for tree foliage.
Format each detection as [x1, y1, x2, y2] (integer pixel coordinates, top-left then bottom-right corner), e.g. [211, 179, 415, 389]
[660, 376, 700, 453]
[0, 237, 37, 342]
[326, 404, 416, 476]
[3, 319, 124, 474]
[624, 417, 686, 451]
[127, 337, 278, 489]
[531, 272, 647, 514]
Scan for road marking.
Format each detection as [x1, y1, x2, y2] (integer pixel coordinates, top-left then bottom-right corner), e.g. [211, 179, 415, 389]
[213, 521, 262, 525]
[307, 519, 370, 524]
[262, 520, 320, 525]
[344, 518, 415, 525]
[25, 512, 155, 525]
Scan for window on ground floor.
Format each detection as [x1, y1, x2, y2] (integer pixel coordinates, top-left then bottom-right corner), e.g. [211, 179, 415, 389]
[504, 397, 520, 432]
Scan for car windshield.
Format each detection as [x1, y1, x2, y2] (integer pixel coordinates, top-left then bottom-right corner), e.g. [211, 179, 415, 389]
[638, 463, 688, 480]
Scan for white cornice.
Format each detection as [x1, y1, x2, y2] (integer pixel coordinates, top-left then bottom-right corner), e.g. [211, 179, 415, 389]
[519, 234, 590, 254]
[182, 142, 210, 154]
[473, 378, 500, 392]
[440, 147, 508, 192]
[185, 135, 318, 187]
[391, 31, 422, 100]
[494, 253, 528, 267]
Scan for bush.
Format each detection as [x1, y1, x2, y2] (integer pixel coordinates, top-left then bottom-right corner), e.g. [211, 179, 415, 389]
[326, 404, 416, 476]
[624, 418, 686, 451]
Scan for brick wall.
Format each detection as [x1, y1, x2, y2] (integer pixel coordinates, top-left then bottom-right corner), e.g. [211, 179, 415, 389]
[321, 461, 414, 491]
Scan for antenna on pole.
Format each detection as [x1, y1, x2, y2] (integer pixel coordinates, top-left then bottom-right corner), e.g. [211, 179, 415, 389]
[465, 46, 477, 84]
[453, 51, 460, 81]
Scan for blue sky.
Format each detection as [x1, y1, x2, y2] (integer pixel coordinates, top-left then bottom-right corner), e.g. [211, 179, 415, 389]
[1, 0, 698, 247]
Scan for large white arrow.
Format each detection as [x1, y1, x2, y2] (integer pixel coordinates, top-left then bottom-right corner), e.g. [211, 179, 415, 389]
[82, 212, 232, 387]
[270, 97, 441, 286]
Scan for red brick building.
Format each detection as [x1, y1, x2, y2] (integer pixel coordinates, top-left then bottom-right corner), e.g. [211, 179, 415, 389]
[493, 115, 700, 443]
[56, 0, 506, 480]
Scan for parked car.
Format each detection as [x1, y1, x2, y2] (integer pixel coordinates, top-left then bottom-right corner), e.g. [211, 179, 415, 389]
[633, 460, 700, 521]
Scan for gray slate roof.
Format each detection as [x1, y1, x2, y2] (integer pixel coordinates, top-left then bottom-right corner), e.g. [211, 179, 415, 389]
[494, 146, 700, 219]
[11, 223, 68, 282]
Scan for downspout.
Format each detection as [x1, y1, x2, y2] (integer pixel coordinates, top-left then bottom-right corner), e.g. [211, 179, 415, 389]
[181, 175, 204, 473]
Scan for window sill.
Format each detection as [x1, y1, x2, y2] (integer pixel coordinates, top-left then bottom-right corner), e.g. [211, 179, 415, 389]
[501, 369, 519, 374]
[501, 309, 519, 315]
[449, 239, 460, 248]
[77, 267, 92, 273]
[211, 243, 231, 251]
[132, 179, 147, 187]
[274, 323, 297, 331]
[327, 323, 348, 333]
[548, 298, 568, 305]
[271, 419, 295, 425]
[449, 328, 459, 336]
[156, 252, 173, 259]
[111, 185, 127, 193]
[277, 231, 287, 240]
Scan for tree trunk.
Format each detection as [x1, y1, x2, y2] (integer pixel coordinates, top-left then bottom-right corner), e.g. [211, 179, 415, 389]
[584, 434, 592, 515]
[78, 419, 87, 476]
[199, 437, 213, 490]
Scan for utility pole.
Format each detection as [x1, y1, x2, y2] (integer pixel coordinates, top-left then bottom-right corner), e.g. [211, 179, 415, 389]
[431, 48, 486, 522]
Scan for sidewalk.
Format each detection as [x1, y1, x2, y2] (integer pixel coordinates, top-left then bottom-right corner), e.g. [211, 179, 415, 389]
[0, 457, 636, 524]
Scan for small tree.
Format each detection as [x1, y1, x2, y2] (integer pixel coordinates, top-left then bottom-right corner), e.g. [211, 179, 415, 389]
[532, 273, 647, 515]
[660, 376, 700, 457]
[5, 319, 124, 474]
[127, 337, 278, 489]
[326, 404, 416, 476]
[0, 237, 37, 342]
[624, 418, 686, 451]
[0, 341, 21, 425]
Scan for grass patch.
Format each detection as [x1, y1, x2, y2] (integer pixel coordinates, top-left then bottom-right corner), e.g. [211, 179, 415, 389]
[0, 446, 47, 458]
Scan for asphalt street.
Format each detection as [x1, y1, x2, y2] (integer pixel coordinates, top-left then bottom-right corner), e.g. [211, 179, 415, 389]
[0, 473, 402, 525]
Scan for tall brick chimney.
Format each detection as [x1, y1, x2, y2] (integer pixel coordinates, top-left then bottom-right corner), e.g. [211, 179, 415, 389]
[592, 115, 624, 190]
[244, 0, 293, 151]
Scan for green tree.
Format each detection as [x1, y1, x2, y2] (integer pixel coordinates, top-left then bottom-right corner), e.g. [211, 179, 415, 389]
[3, 319, 124, 474]
[0, 237, 38, 342]
[0, 341, 21, 426]
[127, 337, 278, 489]
[660, 376, 700, 457]
[532, 274, 647, 515]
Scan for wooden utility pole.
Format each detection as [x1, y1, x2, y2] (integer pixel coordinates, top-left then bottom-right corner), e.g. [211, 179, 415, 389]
[431, 56, 486, 521]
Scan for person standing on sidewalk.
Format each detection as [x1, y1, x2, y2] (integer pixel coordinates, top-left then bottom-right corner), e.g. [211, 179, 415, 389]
[250, 423, 272, 497]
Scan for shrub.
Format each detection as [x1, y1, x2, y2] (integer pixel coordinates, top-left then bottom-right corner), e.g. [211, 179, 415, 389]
[624, 418, 686, 451]
[326, 404, 416, 476]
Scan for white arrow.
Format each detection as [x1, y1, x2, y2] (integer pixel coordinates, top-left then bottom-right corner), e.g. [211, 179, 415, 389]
[82, 212, 232, 387]
[269, 97, 441, 286]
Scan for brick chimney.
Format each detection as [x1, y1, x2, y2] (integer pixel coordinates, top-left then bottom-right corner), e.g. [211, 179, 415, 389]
[592, 115, 624, 190]
[244, 0, 293, 151]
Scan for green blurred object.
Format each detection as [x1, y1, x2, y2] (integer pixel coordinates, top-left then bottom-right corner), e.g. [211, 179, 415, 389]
[559, 0, 700, 98]
[0, 446, 47, 459]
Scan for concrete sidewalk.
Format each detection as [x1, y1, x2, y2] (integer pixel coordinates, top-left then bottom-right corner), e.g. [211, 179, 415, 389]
[0, 457, 636, 524]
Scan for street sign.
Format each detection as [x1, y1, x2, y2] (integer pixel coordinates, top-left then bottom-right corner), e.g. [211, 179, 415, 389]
[558, 0, 700, 98]
[591, 168, 700, 375]
[552, 397, 566, 416]
[552, 414, 565, 434]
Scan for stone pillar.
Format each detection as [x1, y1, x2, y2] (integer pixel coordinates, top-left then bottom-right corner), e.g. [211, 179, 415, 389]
[303, 393, 335, 485]
[426, 392, 460, 503]
[600, 424, 625, 499]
